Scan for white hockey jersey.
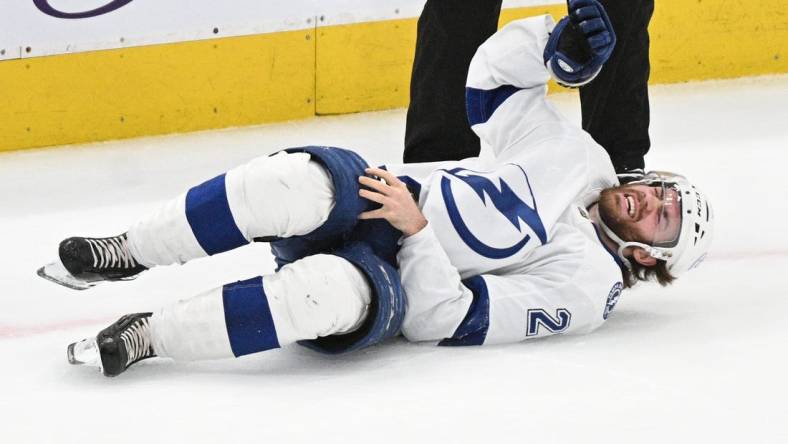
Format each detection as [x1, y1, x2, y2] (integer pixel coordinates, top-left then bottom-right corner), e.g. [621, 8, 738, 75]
[383, 15, 624, 346]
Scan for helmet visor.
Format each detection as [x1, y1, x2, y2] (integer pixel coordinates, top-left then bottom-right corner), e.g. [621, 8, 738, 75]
[648, 181, 683, 248]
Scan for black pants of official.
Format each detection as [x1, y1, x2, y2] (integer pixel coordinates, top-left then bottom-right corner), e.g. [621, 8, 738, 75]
[403, 0, 654, 173]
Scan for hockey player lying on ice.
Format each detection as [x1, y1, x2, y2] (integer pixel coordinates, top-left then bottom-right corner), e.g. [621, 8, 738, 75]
[39, 1, 713, 377]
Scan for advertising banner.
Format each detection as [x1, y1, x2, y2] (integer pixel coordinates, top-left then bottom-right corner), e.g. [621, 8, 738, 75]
[0, 0, 561, 60]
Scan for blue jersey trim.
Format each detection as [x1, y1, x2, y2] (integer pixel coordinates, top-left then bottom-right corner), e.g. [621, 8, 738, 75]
[376, 166, 422, 202]
[398, 175, 422, 202]
[439, 276, 491, 346]
[185, 174, 248, 256]
[466, 85, 521, 126]
[222, 276, 280, 357]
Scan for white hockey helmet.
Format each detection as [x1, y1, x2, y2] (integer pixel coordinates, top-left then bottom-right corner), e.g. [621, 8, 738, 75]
[598, 171, 714, 276]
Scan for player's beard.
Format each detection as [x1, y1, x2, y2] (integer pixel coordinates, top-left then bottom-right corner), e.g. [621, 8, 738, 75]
[598, 186, 641, 243]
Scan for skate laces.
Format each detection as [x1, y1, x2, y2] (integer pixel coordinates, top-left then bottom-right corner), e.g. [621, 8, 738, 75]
[120, 317, 153, 365]
[87, 236, 140, 270]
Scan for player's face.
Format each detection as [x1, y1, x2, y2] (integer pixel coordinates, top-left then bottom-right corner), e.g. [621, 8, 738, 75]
[598, 183, 683, 247]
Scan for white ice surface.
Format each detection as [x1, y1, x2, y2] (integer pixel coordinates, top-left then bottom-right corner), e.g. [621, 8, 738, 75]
[1, 76, 787, 443]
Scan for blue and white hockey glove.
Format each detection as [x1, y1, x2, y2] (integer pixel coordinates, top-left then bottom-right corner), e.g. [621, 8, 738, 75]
[543, 0, 616, 88]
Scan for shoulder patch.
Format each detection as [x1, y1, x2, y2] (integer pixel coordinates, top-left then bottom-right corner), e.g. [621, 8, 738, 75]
[603, 282, 623, 320]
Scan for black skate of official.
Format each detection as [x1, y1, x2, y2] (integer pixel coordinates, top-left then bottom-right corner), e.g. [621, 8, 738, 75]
[68, 313, 156, 377]
[37, 233, 148, 290]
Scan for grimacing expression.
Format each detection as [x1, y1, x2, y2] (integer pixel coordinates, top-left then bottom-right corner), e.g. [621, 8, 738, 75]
[598, 183, 683, 247]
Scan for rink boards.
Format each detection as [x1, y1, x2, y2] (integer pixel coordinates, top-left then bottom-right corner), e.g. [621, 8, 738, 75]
[0, 0, 785, 152]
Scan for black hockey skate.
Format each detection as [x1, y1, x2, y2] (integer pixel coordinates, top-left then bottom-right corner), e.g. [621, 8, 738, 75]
[67, 313, 156, 377]
[37, 233, 148, 290]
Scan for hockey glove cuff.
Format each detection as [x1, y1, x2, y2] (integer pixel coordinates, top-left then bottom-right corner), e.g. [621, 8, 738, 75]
[543, 0, 616, 88]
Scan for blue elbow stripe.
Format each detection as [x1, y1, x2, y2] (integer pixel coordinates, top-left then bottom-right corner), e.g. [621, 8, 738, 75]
[398, 175, 422, 201]
[185, 173, 248, 255]
[439, 276, 490, 346]
[466, 85, 521, 126]
[223, 276, 280, 357]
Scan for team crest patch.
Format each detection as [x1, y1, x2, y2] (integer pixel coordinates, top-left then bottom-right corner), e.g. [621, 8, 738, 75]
[603, 282, 623, 320]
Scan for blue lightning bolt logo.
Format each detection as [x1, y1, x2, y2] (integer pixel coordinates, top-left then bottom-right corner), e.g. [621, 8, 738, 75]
[440, 165, 546, 259]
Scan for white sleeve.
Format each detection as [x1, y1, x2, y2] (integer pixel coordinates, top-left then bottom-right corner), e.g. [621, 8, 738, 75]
[466, 14, 554, 92]
[466, 15, 580, 158]
[398, 224, 621, 345]
[397, 222, 473, 343]
[453, 272, 606, 346]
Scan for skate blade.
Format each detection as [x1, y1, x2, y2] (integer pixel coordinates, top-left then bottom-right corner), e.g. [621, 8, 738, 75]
[36, 260, 95, 291]
[67, 338, 104, 373]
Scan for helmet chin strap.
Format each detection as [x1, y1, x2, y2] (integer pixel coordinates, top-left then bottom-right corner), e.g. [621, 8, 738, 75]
[596, 209, 672, 271]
